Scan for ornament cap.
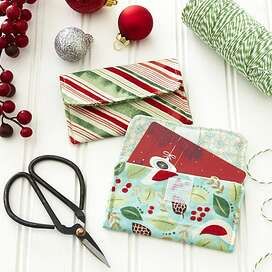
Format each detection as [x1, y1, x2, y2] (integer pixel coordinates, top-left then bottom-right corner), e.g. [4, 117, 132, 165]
[113, 33, 130, 50]
[105, 0, 118, 7]
[84, 34, 94, 46]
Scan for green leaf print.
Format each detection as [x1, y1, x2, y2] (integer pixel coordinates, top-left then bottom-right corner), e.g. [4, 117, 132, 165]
[218, 241, 229, 252]
[213, 194, 230, 218]
[195, 237, 230, 252]
[121, 206, 143, 220]
[150, 216, 177, 231]
[136, 186, 156, 203]
[191, 186, 209, 204]
[195, 238, 212, 248]
[228, 183, 242, 202]
[114, 162, 126, 175]
[126, 164, 149, 179]
[107, 212, 122, 231]
[108, 194, 126, 208]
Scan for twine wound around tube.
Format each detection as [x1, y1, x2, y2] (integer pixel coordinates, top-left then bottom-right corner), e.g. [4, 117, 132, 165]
[182, 0, 272, 96]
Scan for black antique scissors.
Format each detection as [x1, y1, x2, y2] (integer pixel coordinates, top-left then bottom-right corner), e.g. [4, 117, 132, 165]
[3, 155, 110, 268]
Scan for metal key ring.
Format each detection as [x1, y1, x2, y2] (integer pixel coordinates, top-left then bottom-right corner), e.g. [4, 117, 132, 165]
[246, 149, 272, 185]
[253, 252, 272, 272]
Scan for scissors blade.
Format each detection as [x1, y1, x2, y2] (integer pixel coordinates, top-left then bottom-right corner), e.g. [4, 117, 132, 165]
[78, 230, 110, 268]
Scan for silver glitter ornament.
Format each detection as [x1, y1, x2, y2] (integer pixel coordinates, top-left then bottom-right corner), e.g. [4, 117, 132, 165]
[54, 27, 93, 62]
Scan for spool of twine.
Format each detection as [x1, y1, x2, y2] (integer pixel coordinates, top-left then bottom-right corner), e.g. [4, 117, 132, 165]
[182, 0, 272, 96]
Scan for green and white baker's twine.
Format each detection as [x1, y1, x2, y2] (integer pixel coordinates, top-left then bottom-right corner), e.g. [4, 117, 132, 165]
[182, 0, 272, 96]
[246, 149, 272, 271]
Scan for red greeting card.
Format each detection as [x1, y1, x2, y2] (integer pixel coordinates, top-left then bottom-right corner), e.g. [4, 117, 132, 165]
[127, 122, 246, 183]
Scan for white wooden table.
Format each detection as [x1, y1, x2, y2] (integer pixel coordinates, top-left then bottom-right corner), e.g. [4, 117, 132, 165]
[1, 0, 272, 271]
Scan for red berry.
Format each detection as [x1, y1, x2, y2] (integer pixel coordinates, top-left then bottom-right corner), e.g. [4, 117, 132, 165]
[17, 110, 32, 125]
[20, 127, 33, 138]
[190, 216, 196, 221]
[0, 123, 13, 138]
[122, 188, 128, 193]
[148, 210, 153, 214]
[5, 45, 19, 57]
[4, 33, 15, 44]
[0, 82, 11, 96]
[2, 100, 15, 113]
[126, 182, 132, 188]
[26, 0, 37, 3]
[197, 207, 203, 212]
[21, 9, 32, 21]
[115, 178, 121, 184]
[204, 207, 210, 212]
[197, 217, 202, 222]
[6, 5, 21, 20]
[14, 20, 28, 34]
[16, 0, 26, 6]
[0, 70, 13, 83]
[111, 186, 115, 192]
[200, 212, 206, 218]
[1, 21, 14, 34]
[6, 84, 16, 97]
[149, 206, 154, 210]
[191, 210, 196, 215]
[0, 1, 9, 16]
[15, 34, 28, 48]
[0, 36, 8, 49]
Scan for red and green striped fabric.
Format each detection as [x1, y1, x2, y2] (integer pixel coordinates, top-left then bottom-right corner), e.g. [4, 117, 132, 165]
[60, 58, 193, 144]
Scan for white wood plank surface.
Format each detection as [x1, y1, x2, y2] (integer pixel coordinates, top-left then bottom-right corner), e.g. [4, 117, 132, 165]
[0, 0, 271, 271]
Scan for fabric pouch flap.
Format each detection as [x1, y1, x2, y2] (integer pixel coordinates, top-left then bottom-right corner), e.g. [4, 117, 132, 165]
[60, 58, 184, 107]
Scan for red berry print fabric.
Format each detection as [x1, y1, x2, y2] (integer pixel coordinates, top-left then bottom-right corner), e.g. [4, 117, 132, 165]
[103, 116, 247, 253]
[104, 162, 244, 252]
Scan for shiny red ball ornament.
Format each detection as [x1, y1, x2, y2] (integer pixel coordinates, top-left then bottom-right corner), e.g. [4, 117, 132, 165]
[115, 5, 153, 49]
[65, 0, 117, 14]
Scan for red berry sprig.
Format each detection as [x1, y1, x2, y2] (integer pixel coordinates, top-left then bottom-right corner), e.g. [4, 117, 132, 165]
[0, 65, 32, 138]
[0, 99, 32, 138]
[0, 0, 37, 57]
[0, 67, 16, 97]
[0, 0, 36, 139]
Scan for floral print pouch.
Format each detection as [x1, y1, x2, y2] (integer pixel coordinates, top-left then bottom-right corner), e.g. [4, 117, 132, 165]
[103, 116, 247, 252]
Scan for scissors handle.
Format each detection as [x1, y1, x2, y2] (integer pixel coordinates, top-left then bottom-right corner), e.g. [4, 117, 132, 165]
[4, 172, 55, 229]
[29, 155, 86, 222]
[4, 171, 82, 234]
[4, 155, 86, 232]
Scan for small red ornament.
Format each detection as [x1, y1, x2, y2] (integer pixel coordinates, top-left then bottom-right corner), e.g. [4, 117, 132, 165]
[65, 0, 117, 14]
[114, 5, 153, 49]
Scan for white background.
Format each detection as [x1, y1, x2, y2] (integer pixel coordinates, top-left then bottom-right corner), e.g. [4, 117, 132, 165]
[1, 0, 272, 271]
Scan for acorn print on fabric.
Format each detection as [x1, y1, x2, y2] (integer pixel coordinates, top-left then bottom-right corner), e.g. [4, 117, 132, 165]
[172, 202, 187, 217]
[132, 223, 151, 236]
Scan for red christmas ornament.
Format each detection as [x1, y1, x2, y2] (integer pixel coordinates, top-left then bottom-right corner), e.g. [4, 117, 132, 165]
[65, 0, 117, 14]
[115, 5, 153, 49]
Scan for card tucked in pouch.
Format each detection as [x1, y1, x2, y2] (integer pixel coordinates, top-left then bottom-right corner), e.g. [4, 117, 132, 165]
[59, 58, 192, 144]
[104, 116, 247, 253]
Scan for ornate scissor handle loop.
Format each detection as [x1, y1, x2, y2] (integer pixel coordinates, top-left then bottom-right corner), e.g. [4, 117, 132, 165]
[3, 172, 55, 229]
[29, 155, 86, 212]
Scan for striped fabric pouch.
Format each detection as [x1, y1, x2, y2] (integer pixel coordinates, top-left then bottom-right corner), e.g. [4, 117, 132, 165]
[60, 58, 193, 144]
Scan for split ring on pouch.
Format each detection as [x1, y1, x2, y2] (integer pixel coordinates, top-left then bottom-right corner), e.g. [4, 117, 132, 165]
[247, 149, 272, 271]
[246, 149, 272, 185]
[253, 253, 272, 272]
[261, 197, 272, 223]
